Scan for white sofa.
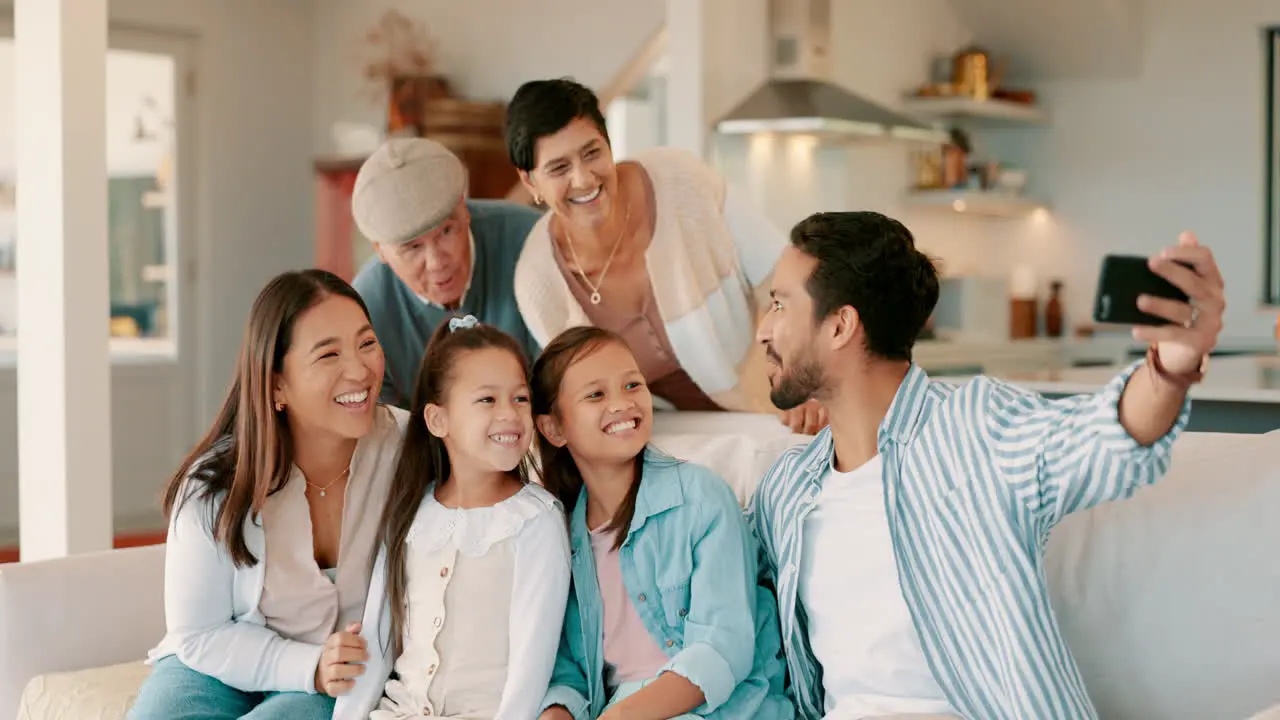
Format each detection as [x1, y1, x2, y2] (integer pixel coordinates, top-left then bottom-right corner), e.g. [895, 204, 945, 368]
[2, 413, 1278, 719]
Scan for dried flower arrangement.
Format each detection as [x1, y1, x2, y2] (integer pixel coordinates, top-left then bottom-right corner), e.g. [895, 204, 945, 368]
[357, 9, 450, 135]
[360, 9, 437, 84]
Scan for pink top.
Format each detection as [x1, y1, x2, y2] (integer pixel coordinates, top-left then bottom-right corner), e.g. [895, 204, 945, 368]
[589, 525, 671, 689]
[550, 233, 721, 412]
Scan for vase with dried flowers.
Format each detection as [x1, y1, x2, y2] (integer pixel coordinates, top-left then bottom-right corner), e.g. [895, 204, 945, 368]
[360, 9, 448, 137]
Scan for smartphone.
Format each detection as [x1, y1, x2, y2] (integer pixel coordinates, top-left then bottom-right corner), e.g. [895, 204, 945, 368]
[1092, 254, 1189, 326]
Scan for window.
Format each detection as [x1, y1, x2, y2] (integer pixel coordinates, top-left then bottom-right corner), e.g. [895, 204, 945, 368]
[1266, 28, 1280, 305]
[0, 41, 181, 345]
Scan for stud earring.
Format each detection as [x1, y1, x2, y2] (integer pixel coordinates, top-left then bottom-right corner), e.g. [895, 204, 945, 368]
[274, 401, 284, 412]
[533, 195, 542, 205]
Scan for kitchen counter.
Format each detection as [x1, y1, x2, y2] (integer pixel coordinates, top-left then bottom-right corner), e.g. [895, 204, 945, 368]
[914, 335, 1278, 376]
[935, 354, 1280, 404]
[934, 353, 1280, 434]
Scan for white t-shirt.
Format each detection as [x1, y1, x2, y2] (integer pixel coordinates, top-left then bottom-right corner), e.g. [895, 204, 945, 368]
[798, 454, 958, 719]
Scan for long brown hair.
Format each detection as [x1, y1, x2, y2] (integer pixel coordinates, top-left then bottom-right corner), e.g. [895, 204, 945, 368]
[380, 316, 532, 657]
[531, 326, 643, 551]
[160, 269, 373, 568]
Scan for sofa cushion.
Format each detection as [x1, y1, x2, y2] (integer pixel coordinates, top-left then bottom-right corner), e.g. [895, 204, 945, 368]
[16, 660, 147, 720]
[1044, 430, 1280, 719]
[652, 430, 804, 505]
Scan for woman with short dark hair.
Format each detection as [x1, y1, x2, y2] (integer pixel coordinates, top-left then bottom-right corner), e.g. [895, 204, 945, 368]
[504, 78, 826, 435]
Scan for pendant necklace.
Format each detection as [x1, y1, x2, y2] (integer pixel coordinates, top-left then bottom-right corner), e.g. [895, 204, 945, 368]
[305, 466, 349, 498]
[563, 198, 632, 305]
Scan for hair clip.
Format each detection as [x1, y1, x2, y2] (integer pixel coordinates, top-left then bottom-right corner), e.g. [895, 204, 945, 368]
[448, 314, 479, 333]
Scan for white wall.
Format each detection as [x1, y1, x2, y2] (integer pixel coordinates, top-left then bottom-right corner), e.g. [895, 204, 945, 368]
[983, 0, 1280, 338]
[609, 92, 665, 161]
[0, 0, 316, 540]
[310, 0, 665, 155]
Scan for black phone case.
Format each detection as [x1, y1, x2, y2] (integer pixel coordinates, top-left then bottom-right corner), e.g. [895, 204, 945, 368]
[1092, 255, 1189, 326]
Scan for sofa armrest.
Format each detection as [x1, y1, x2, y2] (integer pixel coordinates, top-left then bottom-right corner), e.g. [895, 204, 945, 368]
[0, 544, 165, 718]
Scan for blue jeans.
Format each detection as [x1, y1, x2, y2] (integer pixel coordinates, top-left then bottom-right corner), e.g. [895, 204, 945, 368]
[128, 655, 335, 720]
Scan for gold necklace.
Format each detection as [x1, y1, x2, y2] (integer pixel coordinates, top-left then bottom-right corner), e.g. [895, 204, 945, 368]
[305, 467, 349, 498]
[562, 199, 632, 306]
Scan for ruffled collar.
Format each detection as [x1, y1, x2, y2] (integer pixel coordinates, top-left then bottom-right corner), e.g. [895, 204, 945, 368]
[405, 483, 560, 557]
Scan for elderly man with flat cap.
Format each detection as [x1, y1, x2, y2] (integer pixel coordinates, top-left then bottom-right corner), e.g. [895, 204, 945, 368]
[351, 137, 542, 408]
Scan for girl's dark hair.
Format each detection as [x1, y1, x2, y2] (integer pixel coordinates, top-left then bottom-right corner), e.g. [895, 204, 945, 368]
[504, 77, 611, 173]
[531, 326, 642, 551]
[160, 269, 372, 567]
[380, 316, 532, 657]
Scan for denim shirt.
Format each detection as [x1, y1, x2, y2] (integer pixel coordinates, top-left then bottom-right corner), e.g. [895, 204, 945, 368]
[540, 448, 794, 720]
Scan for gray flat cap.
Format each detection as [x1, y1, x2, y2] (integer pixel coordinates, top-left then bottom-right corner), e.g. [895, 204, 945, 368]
[351, 137, 466, 246]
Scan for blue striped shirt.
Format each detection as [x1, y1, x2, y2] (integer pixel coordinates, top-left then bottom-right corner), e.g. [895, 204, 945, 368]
[748, 360, 1190, 720]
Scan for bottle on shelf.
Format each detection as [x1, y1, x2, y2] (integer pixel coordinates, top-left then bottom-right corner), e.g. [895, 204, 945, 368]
[1009, 265, 1038, 339]
[1045, 280, 1064, 338]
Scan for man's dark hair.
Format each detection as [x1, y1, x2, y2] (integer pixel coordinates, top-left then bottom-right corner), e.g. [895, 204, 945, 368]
[790, 211, 939, 362]
[505, 78, 610, 173]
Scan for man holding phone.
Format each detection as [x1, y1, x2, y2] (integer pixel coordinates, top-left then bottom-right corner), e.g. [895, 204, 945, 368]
[748, 212, 1223, 720]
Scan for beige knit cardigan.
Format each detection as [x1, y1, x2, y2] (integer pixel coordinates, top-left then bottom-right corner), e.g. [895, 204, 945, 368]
[513, 146, 783, 413]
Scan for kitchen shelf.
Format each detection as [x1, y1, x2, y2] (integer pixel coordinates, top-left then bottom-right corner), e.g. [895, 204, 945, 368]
[901, 96, 1047, 126]
[904, 190, 1048, 219]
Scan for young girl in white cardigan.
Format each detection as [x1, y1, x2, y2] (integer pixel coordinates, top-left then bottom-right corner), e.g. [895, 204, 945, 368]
[333, 315, 572, 720]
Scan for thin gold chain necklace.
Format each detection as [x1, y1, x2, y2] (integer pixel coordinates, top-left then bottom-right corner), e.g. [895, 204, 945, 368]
[563, 198, 632, 305]
[304, 466, 349, 498]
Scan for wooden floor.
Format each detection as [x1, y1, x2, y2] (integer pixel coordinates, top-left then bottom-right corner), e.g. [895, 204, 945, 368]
[0, 531, 165, 564]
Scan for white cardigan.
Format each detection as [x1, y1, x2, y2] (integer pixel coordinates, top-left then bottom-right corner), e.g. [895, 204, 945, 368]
[334, 483, 571, 720]
[144, 405, 408, 694]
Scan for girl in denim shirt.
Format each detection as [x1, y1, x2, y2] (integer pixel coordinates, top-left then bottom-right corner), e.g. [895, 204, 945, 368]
[531, 326, 794, 720]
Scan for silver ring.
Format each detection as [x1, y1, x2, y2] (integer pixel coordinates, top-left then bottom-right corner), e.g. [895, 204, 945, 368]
[1185, 304, 1200, 329]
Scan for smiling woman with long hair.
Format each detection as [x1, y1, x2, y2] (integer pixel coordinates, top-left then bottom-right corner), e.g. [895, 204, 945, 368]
[504, 77, 828, 435]
[127, 270, 409, 720]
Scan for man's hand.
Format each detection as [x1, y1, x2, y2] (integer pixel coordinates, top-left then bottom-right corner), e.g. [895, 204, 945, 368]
[779, 398, 828, 435]
[1133, 231, 1225, 373]
[539, 708, 575, 720]
[314, 622, 367, 697]
[1115, 231, 1225, 446]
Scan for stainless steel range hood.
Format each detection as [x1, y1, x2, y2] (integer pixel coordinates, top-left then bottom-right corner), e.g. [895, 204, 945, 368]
[715, 0, 946, 144]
